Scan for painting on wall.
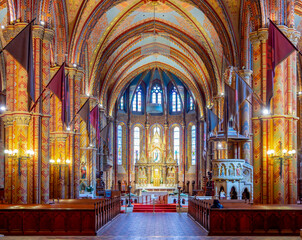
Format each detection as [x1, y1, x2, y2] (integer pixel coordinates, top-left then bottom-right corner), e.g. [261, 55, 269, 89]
[81, 165, 87, 179]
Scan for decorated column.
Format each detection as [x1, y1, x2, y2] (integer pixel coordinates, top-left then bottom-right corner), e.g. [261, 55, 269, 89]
[250, 25, 300, 204]
[239, 70, 253, 164]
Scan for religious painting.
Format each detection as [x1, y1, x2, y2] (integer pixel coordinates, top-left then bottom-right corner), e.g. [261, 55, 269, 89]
[81, 165, 87, 179]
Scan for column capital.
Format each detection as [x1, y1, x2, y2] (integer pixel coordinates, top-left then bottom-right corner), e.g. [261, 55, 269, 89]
[43, 28, 55, 43]
[3, 23, 27, 42]
[107, 116, 114, 122]
[14, 115, 31, 126]
[239, 69, 253, 79]
[258, 28, 268, 43]
[2, 115, 14, 127]
[50, 132, 68, 142]
[287, 28, 301, 46]
[66, 66, 84, 81]
[249, 31, 260, 45]
[32, 25, 44, 39]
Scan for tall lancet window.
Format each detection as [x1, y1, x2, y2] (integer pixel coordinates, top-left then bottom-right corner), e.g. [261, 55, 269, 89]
[132, 86, 143, 113]
[153, 125, 160, 136]
[119, 94, 125, 111]
[189, 96, 195, 111]
[117, 125, 123, 165]
[151, 84, 162, 104]
[174, 127, 180, 164]
[191, 125, 196, 165]
[171, 87, 182, 113]
[133, 127, 140, 163]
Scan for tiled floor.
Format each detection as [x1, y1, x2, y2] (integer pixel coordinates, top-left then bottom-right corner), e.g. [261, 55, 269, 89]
[1, 212, 301, 240]
[98, 213, 207, 237]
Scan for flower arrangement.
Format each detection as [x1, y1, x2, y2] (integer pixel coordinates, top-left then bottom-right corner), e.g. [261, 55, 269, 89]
[86, 186, 94, 193]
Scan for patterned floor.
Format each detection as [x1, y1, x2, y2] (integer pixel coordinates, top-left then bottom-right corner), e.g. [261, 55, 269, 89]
[1, 213, 301, 240]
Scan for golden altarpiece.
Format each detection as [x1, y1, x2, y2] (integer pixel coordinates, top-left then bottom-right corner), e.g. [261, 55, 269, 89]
[135, 132, 178, 191]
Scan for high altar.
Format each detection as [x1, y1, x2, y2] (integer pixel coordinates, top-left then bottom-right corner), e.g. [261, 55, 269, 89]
[135, 132, 178, 192]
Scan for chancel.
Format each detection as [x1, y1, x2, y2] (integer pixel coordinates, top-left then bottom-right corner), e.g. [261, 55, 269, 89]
[1, 0, 302, 238]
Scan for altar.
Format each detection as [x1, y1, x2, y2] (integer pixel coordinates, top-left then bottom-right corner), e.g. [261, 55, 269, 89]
[135, 132, 178, 191]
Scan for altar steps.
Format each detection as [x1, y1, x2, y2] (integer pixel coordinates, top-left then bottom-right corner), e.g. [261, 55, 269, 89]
[133, 204, 177, 213]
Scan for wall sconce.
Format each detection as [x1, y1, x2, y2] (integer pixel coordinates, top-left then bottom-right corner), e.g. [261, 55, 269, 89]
[4, 148, 34, 175]
[267, 141, 296, 177]
[49, 157, 71, 180]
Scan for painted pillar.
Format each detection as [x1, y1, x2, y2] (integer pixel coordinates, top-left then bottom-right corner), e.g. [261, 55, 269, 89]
[127, 121, 131, 185]
[249, 30, 263, 204]
[239, 70, 253, 163]
[182, 124, 186, 190]
[15, 115, 31, 204]
[3, 116, 13, 203]
[250, 25, 300, 204]
[40, 28, 54, 203]
[145, 123, 149, 160]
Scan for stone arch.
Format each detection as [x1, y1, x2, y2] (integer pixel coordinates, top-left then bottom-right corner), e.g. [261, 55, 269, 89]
[230, 186, 238, 200]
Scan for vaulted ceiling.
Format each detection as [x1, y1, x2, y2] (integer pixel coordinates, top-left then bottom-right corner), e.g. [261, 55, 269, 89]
[3, 0, 302, 116]
[63, 0, 244, 116]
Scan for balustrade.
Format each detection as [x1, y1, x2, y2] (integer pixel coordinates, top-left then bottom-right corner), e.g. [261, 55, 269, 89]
[188, 197, 211, 231]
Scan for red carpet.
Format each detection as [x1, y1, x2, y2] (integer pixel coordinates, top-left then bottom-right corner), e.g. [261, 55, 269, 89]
[133, 204, 177, 212]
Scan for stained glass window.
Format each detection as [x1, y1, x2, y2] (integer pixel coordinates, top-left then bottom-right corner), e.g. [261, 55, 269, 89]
[134, 127, 140, 163]
[171, 87, 182, 113]
[132, 94, 137, 111]
[174, 127, 180, 164]
[151, 84, 162, 104]
[132, 86, 143, 113]
[119, 95, 124, 110]
[191, 125, 196, 165]
[117, 125, 122, 165]
[189, 96, 195, 111]
[154, 126, 160, 136]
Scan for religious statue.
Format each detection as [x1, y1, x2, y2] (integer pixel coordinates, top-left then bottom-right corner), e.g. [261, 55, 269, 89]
[236, 165, 241, 176]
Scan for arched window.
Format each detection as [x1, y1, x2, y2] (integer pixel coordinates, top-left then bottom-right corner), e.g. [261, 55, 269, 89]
[132, 86, 143, 113]
[189, 96, 195, 111]
[118, 95, 125, 111]
[174, 127, 180, 164]
[171, 87, 182, 113]
[191, 125, 196, 165]
[133, 127, 140, 163]
[153, 126, 160, 136]
[117, 125, 123, 165]
[151, 84, 162, 104]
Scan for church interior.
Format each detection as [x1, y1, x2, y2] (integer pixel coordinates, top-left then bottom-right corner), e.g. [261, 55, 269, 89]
[1, 0, 302, 238]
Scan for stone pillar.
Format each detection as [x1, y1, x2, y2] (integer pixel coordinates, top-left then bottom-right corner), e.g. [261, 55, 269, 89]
[196, 118, 201, 188]
[239, 70, 253, 164]
[69, 69, 84, 198]
[250, 30, 264, 204]
[182, 124, 186, 190]
[3, 116, 13, 203]
[15, 115, 31, 204]
[250, 26, 300, 204]
[127, 122, 131, 185]
[57, 134, 67, 199]
[164, 122, 169, 159]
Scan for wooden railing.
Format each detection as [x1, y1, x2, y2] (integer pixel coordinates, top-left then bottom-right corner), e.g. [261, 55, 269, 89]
[188, 197, 211, 231]
[0, 197, 121, 236]
[94, 197, 120, 232]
